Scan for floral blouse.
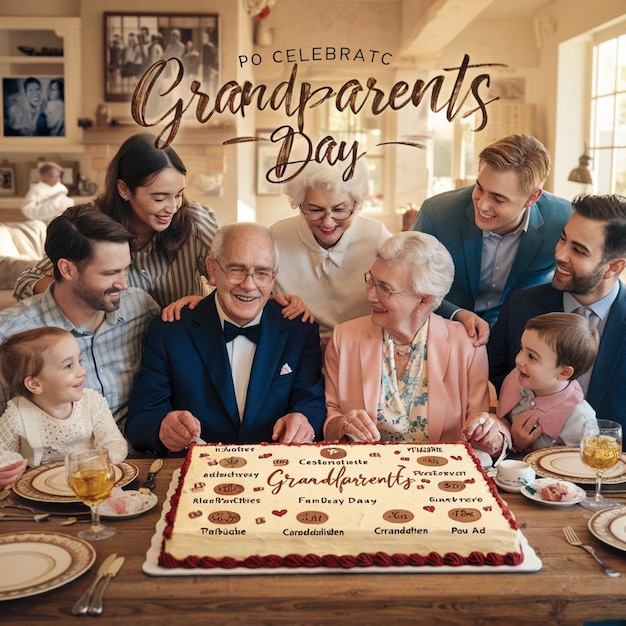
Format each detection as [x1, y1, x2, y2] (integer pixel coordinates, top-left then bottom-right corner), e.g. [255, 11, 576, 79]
[377, 321, 430, 442]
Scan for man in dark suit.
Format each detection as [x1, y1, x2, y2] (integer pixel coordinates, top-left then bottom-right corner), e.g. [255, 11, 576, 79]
[488, 194, 626, 432]
[414, 134, 571, 345]
[125, 223, 326, 454]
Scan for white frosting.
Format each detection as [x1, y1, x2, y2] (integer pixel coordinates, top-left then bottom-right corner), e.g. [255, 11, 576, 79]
[163, 443, 521, 566]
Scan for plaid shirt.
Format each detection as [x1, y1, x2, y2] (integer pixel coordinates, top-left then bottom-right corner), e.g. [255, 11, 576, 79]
[0, 285, 160, 427]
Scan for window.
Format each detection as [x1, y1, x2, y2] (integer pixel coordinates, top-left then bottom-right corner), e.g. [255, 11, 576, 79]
[429, 113, 477, 195]
[322, 104, 385, 212]
[590, 29, 626, 195]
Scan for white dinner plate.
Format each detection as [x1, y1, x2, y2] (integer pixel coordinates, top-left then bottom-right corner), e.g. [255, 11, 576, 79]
[0, 532, 95, 600]
[524, 447, 626, 485]
[520, 478, 586, 507]
[493, 477, 523, 493]
[588, 506, 626, 553]
[12, 461, 138, 503]
[99, 489, 158, 519]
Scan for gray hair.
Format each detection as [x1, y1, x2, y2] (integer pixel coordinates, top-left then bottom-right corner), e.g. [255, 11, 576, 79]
[376, 231, 454, 310]
[282, 159, 369, 209]
[210, 222, 279, 268]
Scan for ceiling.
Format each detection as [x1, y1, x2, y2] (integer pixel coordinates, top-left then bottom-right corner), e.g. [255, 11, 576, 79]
[332, 0, 555, 59]
[397, 0, 555, 58]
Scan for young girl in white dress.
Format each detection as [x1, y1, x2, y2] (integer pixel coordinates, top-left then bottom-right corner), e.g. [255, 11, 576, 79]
[0, 327, 127, 488]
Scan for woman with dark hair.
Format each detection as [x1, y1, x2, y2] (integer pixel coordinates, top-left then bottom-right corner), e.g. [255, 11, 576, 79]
[15, 134, 308, 320]
[14, 133, 219, 307]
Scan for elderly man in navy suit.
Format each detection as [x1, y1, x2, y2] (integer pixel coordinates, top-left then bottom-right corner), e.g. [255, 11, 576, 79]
[414, 134, 571, 344]
[125, 223, 326, 454]
[489, 194, 626, 434]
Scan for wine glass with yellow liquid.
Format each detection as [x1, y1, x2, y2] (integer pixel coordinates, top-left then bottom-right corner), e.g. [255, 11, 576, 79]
[580, 419, 623, 511]
[65, 449, 116, 540]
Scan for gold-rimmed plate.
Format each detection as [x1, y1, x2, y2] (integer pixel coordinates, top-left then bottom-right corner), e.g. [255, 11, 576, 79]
[524, 447, 626, 485]
[588, 506, 626, 553]
[0, 532, 95, 600]
[12, 461, 138, 503]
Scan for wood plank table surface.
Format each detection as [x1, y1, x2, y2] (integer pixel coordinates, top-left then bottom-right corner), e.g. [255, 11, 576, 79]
[1, 457, 625, 625]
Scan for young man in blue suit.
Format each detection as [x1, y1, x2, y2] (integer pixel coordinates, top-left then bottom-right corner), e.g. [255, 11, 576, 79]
[414, 134, 571, 345]
[125, 223, 326, 454]
[488, 194, 626, 434]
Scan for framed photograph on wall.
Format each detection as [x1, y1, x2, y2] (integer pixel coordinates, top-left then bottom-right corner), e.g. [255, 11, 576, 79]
[2, 77, 65, 137]
[0, 164, 17, 196]
[104, 12, 220, 102]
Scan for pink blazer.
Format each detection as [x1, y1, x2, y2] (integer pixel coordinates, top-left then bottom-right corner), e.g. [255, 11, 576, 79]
[324, 314, 490, 442]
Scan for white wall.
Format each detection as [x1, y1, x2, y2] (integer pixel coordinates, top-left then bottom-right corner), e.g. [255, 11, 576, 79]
[533, 0, 625, 194]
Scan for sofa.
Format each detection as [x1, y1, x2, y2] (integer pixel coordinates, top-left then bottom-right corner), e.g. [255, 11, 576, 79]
[0, 220, 46, 310]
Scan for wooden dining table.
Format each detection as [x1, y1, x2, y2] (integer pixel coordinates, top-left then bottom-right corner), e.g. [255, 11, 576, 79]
[1, 457, 625, 625]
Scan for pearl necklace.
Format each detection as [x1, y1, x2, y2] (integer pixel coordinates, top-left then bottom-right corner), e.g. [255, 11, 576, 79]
[390, 336, 415, 357]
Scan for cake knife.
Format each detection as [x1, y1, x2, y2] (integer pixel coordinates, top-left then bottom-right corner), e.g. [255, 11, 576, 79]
[140, 458, 164, 491]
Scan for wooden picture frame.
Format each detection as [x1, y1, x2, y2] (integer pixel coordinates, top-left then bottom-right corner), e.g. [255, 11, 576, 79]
[28, 161, 79, 192]
[104, 12, 219, 102]
[0, 163, 17, 196]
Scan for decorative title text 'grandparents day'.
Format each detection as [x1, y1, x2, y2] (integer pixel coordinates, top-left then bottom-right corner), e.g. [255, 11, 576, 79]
[131, 51, 505, 182]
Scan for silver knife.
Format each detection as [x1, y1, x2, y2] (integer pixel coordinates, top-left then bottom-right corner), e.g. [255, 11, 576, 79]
[71, 553, 117, 615]
[88, 555, 125, 615]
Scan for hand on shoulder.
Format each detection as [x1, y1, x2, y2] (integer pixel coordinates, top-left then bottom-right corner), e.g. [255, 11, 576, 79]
[454, 310, 490, 347]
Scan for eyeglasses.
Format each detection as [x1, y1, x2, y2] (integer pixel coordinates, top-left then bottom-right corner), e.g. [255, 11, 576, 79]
[364, 272, 414, 301]
[214, 260, 276, 287]
[300, 206, 354, 223]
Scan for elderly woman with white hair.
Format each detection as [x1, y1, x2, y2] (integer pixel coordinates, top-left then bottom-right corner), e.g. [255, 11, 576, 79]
[270, 159, 392, 350]
[323, 231, 509, 455]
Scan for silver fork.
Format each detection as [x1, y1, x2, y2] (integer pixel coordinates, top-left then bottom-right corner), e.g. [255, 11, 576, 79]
[0, 502, 42, 514]
[563, 526, 620, 577]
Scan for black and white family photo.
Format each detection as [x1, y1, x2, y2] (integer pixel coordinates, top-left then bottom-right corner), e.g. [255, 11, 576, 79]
[104, 13, 219, 102]
[2, 77, 65, 137]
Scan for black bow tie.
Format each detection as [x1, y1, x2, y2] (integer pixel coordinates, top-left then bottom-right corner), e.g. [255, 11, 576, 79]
[223, 321, 261, 344]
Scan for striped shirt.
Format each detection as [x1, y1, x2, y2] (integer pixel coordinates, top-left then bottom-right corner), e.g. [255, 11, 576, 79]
[13, 201, 220, 307]
[0, 285, 160, 426]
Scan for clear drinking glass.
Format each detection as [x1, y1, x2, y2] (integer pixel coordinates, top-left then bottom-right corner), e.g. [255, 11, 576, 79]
[579, 419, 622, 511]
[65, 448, 116, 540]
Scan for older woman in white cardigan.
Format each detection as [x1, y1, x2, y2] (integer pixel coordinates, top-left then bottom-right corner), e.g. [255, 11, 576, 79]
[270, 159, 392, 351]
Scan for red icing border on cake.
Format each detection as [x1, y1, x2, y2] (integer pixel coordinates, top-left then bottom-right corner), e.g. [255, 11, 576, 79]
[159, 548, 524, 569]
[159, 441, 524, 569]
[463, 442, 520, 532]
